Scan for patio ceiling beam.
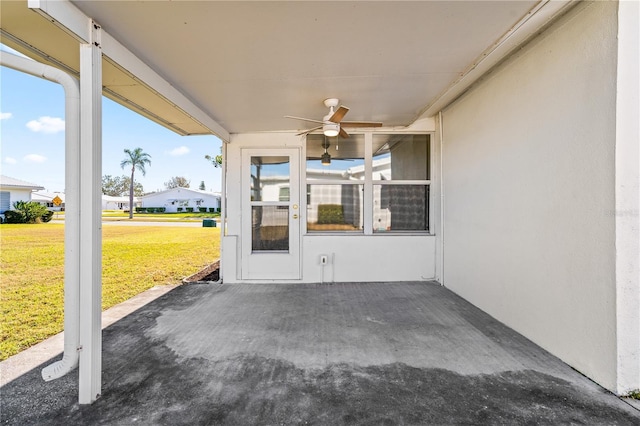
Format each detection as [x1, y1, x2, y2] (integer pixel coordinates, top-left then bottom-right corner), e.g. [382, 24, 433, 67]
[28, 0, 230, 141]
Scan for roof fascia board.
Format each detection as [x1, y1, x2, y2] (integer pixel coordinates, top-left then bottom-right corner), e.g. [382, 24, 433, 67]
[28, 0, 230, 141]
[28, 0, 89, 43]
[418, 0, 578, 119]
[100, 35, 230, 140]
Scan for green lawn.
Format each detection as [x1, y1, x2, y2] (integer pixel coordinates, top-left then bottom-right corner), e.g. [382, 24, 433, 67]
[52, 210, 221, 222]
[0, 223, 220, 360]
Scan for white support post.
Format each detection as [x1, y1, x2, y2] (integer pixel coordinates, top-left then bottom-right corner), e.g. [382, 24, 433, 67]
[78, 20, 103, 405]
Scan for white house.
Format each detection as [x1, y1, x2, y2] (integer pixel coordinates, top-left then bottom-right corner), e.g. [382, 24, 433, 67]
[101, 195, 140, 211]
[1, 0, 637, 405]
[0, 175, 45, 214]
[32, 191, 66, 211]
[140, 187, 221, 213]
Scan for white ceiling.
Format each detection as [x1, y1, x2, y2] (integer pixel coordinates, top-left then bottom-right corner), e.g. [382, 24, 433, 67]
[70, 0, 537, 134]
[3, 1, 562, 137]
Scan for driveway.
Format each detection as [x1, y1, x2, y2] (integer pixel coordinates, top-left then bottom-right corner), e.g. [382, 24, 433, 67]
[1, 282, 638, 425]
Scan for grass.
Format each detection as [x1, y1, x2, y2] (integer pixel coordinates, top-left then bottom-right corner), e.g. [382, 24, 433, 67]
[0, 223, 220, 360]
[53, 211, 221, 222]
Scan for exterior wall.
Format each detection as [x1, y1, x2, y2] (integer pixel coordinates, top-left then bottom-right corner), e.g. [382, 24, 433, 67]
[440, 2, 620, 391]
[614, 0, 640, 395]
[222, 132, 436, 283]
[141, 188, 220, 212]
[0, 188, 33, 212]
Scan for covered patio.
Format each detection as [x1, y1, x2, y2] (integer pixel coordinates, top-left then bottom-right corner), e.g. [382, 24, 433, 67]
[1, 0, 638, 407]
[2, 282, 638, 424]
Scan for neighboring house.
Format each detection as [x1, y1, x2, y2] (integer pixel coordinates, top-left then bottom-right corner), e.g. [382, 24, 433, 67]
[32, 191, 66, 211]
[140, 187, 221, 213]
[0, 175, 45, 215]
[2, 0, 637, 404]
[102, 195, 140, 211]
[33, 191, 139, 211]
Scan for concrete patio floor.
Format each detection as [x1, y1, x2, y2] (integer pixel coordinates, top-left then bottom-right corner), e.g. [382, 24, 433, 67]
[1, 281, 639, 425]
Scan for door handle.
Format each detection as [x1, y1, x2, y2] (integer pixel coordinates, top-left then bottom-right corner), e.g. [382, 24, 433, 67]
[293, 214, 299, 219]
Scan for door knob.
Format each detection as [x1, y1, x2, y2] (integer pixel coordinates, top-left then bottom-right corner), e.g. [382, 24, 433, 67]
[293, 214, 298, 219]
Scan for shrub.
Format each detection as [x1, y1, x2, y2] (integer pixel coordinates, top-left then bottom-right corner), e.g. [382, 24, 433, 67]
[209, 208, 216, 213]
[135, 207, 146, 213]
[147, 207, 156, 213]
[186, 207, 194, 213]
[216, 208, 221, 213]
[9, 201, 49, 224]
[177, 207, 183, 212]
[3, 210, 25, 224]
[41, 210, 54, 223]
[317, 204, 344, 224]
[157, 207, 166, 213]
[199, 207, 207, 213]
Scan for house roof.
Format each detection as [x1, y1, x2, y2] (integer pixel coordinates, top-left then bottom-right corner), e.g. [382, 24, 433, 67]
[32, 191, 65, 202]
[0, 175, 45, 191]
[0, 1, 576, 140]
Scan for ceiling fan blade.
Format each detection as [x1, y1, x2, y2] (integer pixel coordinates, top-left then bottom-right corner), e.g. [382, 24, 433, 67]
[339, 127, 350, 138]
[285, 115, 325, 125]
[341, 121, 383, 128]
[296, 125, 322, 136]
[329, 106, 349, 123]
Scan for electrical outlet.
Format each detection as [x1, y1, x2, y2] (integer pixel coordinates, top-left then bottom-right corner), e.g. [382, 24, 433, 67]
[320, 255, 328, 265]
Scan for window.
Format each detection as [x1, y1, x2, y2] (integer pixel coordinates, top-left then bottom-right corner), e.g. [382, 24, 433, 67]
[0, 191, 10, 214]
[306, 135, 365, 232]
[372, 134, 430, 232]
[306, 133, 430, 234]
[250, 156, 291, 251]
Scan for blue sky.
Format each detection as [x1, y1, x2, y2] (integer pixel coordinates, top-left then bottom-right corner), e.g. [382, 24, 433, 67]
[0, 45, 222, 194]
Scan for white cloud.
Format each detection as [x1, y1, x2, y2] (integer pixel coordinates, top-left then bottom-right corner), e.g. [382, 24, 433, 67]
[26, 116, 65, 134]
[168, 146, 190, 156]
[0, 112, 13, 120]
[24, 154, 47, 163]
[5, 157, 17, 164]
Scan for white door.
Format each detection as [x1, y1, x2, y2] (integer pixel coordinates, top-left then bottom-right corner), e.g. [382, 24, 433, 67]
[241, 149, 300, 280]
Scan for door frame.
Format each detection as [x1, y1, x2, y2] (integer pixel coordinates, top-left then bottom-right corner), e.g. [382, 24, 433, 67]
[240, 148, 301, 280]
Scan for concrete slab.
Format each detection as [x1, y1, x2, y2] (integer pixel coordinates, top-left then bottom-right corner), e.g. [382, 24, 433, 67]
[1, 282, 638, 425]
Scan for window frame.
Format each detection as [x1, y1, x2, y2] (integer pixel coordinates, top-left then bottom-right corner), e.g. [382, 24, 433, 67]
[304, 132, 431, 235]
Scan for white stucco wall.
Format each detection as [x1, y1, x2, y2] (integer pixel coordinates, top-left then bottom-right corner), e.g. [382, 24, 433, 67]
[222, 132, 436, 283]
[440, 1, 620, 391]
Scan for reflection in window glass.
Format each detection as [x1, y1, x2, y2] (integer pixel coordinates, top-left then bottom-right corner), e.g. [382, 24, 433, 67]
[252, 206, 289, 251]
[251, 156, 290, 201]
[306, 134, 365, 180]
[372, 134, 430, 180]
[306, 184, 364, 232]
[373, 185, 429, 232]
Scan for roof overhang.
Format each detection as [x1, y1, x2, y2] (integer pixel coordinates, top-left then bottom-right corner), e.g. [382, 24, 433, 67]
[1, 0, 577, 139]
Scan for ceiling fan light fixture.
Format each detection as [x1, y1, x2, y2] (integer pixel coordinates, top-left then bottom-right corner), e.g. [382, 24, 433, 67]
[323, 122, 339, 137]
[321, 152, 331, 165]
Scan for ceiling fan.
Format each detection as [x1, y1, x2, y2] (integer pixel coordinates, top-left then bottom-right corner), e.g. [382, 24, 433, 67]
[285, 98, 383, 138]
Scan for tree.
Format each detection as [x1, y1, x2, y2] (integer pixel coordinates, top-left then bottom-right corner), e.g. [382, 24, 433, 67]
[102, 175, 144, 197]
[205, 147, 223, 168]
[120, 148, 152, 219]
[164, 176, 190, 189]
[199, 181, 206, 191]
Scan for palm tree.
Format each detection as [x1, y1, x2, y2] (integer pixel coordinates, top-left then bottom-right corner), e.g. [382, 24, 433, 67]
[120, 148, 152, 219]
